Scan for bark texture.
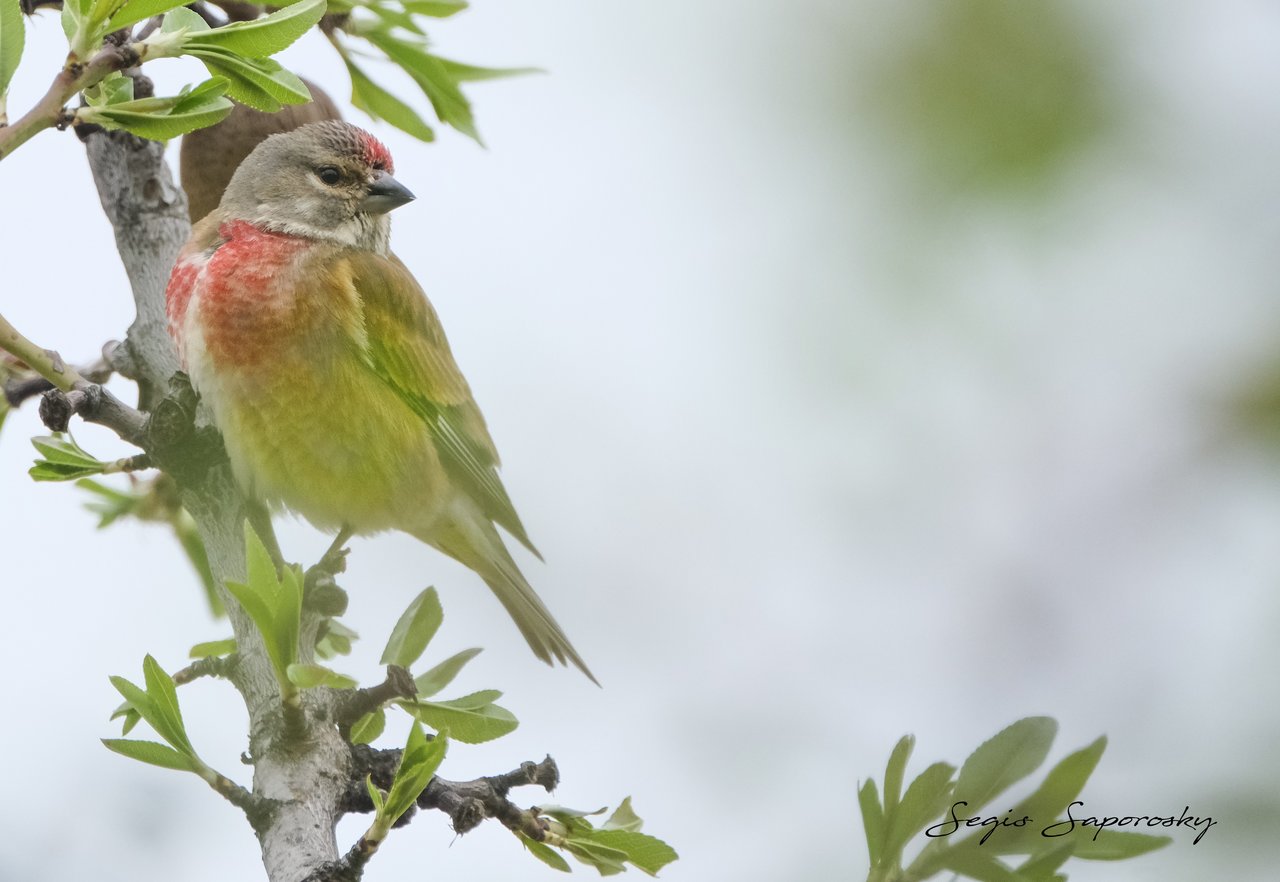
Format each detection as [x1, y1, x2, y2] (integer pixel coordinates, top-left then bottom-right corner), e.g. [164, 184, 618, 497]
[85, 129, 347, 882]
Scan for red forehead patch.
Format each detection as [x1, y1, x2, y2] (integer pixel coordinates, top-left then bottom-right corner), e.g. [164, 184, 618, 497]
[361, 133, 394, 174]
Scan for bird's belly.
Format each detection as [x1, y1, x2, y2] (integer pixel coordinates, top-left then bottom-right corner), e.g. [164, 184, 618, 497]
[198, 353, 447, 533]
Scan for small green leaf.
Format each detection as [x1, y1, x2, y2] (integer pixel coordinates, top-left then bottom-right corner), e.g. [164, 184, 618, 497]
[520, 834, 571, 872]
[350, 709, 386, 745]
[408, 697, 517, 744]
[316, 620, 358, 659]
[381, 723, 446, 825]
[286, 663, 358, 690]
[401, 0, 467, 16]
[142, 654, 195, 755]
[109, 701, 142, 736]
[1072, 830, 1171, 860]
[954, 717, 1057, 814]
[102, 738, 201, 772]
[29, 434, 108, 480]
[106, 0, 188, 33]
[188, 47, 311, 112]
[159, 5, 209, 35]
[435, 56, 541, 83]
[1016, 842, 1076, 880]
[883, 734, 914, 815]
[365, 31, 481, 142]
[81, 94, 234, 141]
[562, 837, 629, 875]
[380, 586, 443, 667]
[346, 57, 435, 142]
[183, 0, 325, 58]
[859, 778, 884, 867]
[189, 638, 236, 659]
[937, 848, 1024, 882]
[1, 0, 27, 100]
[365, 774, 386, 812]
[433, 688, 501, 709]
[413, 647, 481, 697]
[882, 761, 955, 858]
[601, 797, 643, 832]
[587, 830, 679, 876]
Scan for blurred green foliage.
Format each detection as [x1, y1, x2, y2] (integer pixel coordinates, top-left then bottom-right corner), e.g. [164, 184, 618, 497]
[863, 1, 1114, 197]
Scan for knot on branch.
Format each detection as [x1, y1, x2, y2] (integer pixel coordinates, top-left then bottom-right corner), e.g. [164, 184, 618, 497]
[336, 666, 416, 734]
[146, 372, 228, 483]
[38, 383, 148, 445]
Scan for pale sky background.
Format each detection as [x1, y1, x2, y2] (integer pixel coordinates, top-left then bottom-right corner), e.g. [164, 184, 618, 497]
[2, 1, 1279, 881]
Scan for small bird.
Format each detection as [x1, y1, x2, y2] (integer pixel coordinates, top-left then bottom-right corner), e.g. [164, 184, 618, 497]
[165, 120, 593, 681]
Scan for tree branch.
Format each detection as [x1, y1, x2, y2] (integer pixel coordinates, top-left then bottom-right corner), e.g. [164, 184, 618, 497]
[0, 42, 141, 161]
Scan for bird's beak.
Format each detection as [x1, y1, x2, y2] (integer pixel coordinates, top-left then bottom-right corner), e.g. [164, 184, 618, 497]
[362, 171, 416, 214]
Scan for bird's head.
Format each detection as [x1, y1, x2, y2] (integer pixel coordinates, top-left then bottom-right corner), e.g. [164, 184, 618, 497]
[218, 120, 415, 253]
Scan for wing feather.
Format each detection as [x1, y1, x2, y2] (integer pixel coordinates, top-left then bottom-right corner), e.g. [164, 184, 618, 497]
[339, 251, 541, 557]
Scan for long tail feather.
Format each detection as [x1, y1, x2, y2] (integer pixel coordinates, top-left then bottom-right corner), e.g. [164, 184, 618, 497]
[418, 517, 597, 685]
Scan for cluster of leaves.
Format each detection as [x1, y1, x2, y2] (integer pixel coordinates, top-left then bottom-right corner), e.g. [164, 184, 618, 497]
[104, 524, 675, 876]
[324, 0, 533, 144]
[525, 798, 679, 877]
[1, 0, 525, 149]
[859, 717, 1169, 882]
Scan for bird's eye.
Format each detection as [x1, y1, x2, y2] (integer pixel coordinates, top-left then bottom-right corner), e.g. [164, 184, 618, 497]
[316, 167, 342, 186]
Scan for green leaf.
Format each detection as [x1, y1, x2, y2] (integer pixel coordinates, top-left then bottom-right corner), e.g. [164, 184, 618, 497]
[365, 774, 385, 812]
[365, 31, 481, 142]
[189, 638, 237, 659]
[1016, 842, 1076, 880]
[589, 830, 678, 876]
[346, 57, 435, 142]
[188, 47, 311, 112]
[81, 91, 234, 141]
[401, 0, 468, 16]
[955, 717, 1057, 814]
[408, 697, 517, 744]
[183, 0, 325, 58]
[225, 521, 303, 689]
[413, 647, 481, 697]
[316, 620, 358, 659]
[435, 56, 541, 83]
[286, 663, 358, 690]
[380, 586, 443, 667]
[0, 0, 26, 100]
[883, 734, 914, 816]
[859, 778, 884, 867]
[106, 0, 188, 33]
[350, 709, 386, 745]
[434, 688, 501, 709]
[882, 761, 955, 858]
[142, 654, 195, 755]
[102, 738, 201, 772]
[937, 848, 1024, 882]
[29, 434, 108, 480]
[1072, 830, 1171, 860]
[602, 796, 643, 832]
[109, 700, 142, 736]
[76, 478, 143, 527]
[159, 5, 210, 35]
[520, 834, 571, 872]
[563, 837, 630, 875]
[381, 722, 446, 825]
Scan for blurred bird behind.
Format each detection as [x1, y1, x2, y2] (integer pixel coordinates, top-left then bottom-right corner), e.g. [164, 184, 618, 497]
[179, 79, 343, 222]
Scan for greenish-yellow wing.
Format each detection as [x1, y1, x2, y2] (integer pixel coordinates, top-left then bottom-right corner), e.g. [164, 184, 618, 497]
[340, 250, 540, 558]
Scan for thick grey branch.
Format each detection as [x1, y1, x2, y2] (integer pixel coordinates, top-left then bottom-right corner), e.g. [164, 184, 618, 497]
[84, 128, 351, 882]
[342, 745, 558, 837]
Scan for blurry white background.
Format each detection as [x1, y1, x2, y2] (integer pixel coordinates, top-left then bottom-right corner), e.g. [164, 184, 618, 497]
[3, 1, 1279, 880]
